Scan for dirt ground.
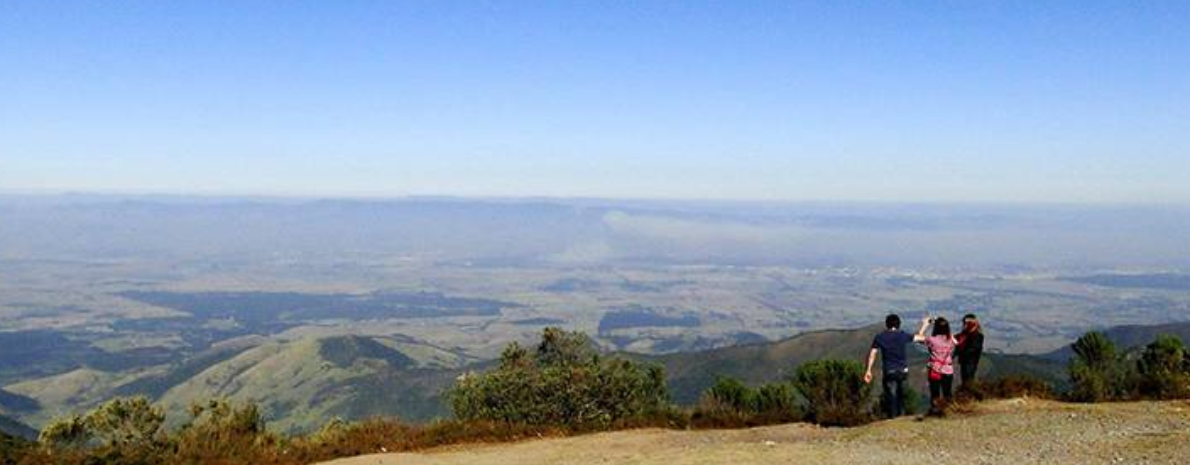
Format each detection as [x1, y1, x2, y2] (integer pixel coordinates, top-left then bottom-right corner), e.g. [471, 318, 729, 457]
[322, 399, 1190, 465]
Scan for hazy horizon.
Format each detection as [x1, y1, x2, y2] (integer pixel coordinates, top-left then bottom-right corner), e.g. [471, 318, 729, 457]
[4, 189, 1190, 208]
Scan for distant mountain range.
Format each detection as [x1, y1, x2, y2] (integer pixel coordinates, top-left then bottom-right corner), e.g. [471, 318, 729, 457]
[3, 195, 1188, 267]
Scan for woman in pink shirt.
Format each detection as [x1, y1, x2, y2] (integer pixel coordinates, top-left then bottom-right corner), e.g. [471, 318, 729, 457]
[914, 315, 956, 413]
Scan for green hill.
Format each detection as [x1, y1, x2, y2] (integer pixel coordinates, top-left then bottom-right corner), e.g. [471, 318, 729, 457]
[5, 334, 468, 434]
[154, 335, 461, 433]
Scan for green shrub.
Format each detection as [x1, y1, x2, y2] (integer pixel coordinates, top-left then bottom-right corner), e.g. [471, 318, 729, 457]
[38, 416, 91, 450]
[172, 399, 278, 463]
[691, 377, 800, 428]
[691, 377, 755, 428]
[705, 377, 756, 412]
[753, 383, 800, 421]
[1068, 332, 1127, 402]
[34, 397, 168, 464]
[0, 431, 32, 465]
[450, 327, 671, 429]
[85, 397, 166, 450]
[793, 360, 871, 426]
[1137, 335, 1190, 400]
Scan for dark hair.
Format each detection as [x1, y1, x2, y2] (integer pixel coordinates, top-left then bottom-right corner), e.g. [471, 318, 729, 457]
[932, 317, 951, 337]
[963, 313, 977, 321]
[885, 314, 901, 330]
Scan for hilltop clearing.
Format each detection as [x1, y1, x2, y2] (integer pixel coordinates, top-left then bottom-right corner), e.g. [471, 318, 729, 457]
[323, 399, 1190, 465]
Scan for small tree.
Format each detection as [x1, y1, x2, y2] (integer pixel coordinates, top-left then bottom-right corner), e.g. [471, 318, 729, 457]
[1137, 335, 1190, 400]
[1068, 332, 1125, 402]
[793, 360, 871, 426]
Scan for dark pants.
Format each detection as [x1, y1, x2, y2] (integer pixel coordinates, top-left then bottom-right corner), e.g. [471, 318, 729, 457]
[959, 360, 979, 386]
[882, 370, 908, 418]
[929, 374, 954, 407]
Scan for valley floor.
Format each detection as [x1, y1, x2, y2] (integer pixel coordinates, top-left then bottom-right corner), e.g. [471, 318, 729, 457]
[322, 399, 1190, 465]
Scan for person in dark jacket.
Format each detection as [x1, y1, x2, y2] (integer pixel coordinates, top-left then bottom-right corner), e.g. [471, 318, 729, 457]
[864, 314, 915, 418]
[955, 313, 984, 387]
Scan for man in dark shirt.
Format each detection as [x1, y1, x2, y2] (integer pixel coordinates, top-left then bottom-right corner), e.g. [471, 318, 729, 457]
[865, 314, 915, 418]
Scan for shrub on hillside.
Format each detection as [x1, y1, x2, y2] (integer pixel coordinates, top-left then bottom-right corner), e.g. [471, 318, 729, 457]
[449, 327, 671, 429]
[1, 432, 32, 465]
[793, 360, 871, 426]
[172, 399, 279, 463]
[39, 397, 165, 451]
[34, 397, 168, 464]
[754, 383, 800, 420]
[691, 377, 801, 428]
[1068, 332, 1128, 402]
[32, 398, 278, 465]
[1136, 335, 1190, 400]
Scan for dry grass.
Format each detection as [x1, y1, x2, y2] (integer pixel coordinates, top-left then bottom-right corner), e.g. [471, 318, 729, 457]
[321, 399, 1190, 465]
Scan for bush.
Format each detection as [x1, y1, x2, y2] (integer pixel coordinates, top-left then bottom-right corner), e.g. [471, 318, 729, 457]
[1068, 332, 1127, 402]
[691, 377, 800, 428]
[33, 397, 168, 464]
[1137, 335, 1190, 400]
[1, 432, 31, 465]
[172, 399, 279, 463]
[450, 328, 671, 430]
[754, 383, 800, 421]
[38, 416, 91, 451]
[705, 376, 755, 413]
[792, 360, 871, 426]
[86, 397, 166, 450]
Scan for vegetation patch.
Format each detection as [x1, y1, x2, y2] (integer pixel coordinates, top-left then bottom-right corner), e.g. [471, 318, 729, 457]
[450, 328, 673, 429]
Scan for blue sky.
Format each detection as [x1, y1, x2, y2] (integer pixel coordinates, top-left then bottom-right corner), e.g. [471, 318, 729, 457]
[1, 1, 1187, 203]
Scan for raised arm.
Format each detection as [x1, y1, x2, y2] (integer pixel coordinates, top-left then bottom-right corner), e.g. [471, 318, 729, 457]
[913, 316, 931, 343]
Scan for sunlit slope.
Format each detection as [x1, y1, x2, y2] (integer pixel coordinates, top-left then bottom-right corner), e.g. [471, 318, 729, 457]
[5, 335, 465, 434]
[157, 335, 459, 433]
